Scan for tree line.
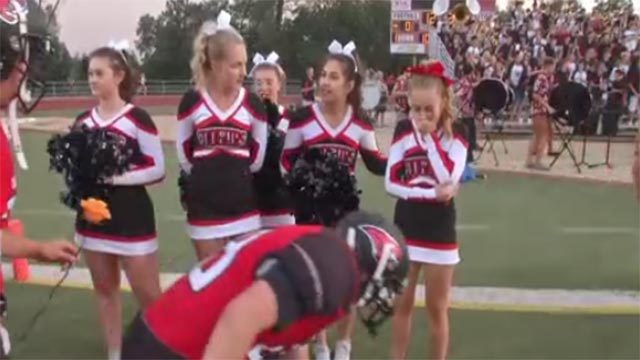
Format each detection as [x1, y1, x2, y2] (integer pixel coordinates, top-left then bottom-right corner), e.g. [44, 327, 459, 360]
[30, 0, 635, 83]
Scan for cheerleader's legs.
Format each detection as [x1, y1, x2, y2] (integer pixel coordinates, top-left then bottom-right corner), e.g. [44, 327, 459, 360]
[424, 263, 455, 360]
[85, 250, 123, 360]
[121, 253, 161, 308]
[390, 263, 422, 359]
[192, 239, 228, 261]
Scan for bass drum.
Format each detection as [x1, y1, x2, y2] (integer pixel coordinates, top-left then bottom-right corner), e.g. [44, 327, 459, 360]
[473, 78, 510, 114]
[549, 81, 592, 127]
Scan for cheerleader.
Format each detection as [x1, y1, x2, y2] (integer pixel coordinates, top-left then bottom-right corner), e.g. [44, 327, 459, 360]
[249, 51, 294, 227]
[176, 11, 267, 260]
[74, 42, 165, 360]
[280, 40, 387, 360]
[385, 60, 467, 360]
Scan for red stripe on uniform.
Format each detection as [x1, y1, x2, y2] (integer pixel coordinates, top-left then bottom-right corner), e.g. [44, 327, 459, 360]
[406, 239, 458, 250]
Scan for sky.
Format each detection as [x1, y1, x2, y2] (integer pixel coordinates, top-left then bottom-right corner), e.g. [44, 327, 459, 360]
[53, 0, 639, 55]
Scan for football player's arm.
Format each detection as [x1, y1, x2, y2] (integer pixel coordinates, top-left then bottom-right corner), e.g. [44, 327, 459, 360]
[204, 260, 302, 360]
[203, 280, 279, 360]
[1, 230, 77, 264]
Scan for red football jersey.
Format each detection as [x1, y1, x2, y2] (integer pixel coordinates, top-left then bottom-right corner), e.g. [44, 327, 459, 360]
[144, 225, 356, 359]
[0, 126, 16, 231]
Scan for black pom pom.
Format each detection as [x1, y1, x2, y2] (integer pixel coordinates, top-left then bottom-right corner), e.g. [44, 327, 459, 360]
[178, 169, 190, 210]
[263, 99, 281, 129]
[47, 125, 141, 211]
[285, 148, 361, 226]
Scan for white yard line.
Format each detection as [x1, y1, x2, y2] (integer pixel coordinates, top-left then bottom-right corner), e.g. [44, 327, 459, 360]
[560, 227, 639, 235]
[15, 209, 639, 236]
[4, 264, 638, 315]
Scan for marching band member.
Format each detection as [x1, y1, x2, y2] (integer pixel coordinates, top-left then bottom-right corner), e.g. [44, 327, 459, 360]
[385, 60, 467, 360]
[250, 51, 294, 228]
[177, 11, 267, 260]
[527, 57, 556, 170]
[72, 41, 165, 360]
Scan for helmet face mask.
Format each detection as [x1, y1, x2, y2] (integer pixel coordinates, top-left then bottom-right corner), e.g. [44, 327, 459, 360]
[338, 212, 410, 335]
[0, 0, 52, 113]
[356, 257, 407, 335]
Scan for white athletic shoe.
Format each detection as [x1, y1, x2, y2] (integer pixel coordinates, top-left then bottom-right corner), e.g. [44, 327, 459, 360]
[333, 340, 351, 360]
[0, 324, 11, 359]
[313, 343, 331, 360]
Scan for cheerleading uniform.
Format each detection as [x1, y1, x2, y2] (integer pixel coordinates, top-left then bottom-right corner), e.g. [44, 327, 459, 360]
[253, 103, 294, 228]
[176, 88, 267, 240]
[280, 103, 386, 176]
[385, 119, 467, 265]
[73, 104, 165, 256]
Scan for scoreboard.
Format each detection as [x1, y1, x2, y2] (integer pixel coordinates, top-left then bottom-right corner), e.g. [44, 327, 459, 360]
[390, 0, 437, 54]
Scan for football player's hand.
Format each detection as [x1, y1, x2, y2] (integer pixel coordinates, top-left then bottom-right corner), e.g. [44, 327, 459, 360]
[36, 240, 78, 265]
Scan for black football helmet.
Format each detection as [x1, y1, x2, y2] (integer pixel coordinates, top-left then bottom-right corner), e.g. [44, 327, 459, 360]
[0, 0, 55, 113]
[336, 211, 409, 335]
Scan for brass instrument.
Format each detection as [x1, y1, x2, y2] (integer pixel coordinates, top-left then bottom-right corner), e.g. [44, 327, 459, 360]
[434, 0, 481, 24]
[452, 2, 471, 23]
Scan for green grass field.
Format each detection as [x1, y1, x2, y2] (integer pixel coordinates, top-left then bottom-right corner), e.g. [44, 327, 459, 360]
[4, 131, 640, 359]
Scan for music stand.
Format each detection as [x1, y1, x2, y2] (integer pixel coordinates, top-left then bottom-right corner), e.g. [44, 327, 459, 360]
[473, 79, 511, 166]
[548, 81, 593, 173]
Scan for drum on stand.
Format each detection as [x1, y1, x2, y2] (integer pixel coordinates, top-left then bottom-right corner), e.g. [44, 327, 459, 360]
[473, 78, 511, 114]
[471, 78, 511, 165]
[549, 81, 592, 127]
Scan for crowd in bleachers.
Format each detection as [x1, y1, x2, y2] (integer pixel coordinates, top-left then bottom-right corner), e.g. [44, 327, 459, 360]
[381, 3, 640, 135]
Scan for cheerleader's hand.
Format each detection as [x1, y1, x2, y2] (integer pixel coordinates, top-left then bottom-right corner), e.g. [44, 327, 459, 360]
[436, 183, 457, 202]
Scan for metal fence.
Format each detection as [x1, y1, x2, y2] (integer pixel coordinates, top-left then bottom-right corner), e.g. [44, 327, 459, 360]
[44, 79, 304, 97]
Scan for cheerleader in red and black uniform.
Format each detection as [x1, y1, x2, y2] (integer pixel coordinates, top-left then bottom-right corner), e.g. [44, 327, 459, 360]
[74, 44, 165, 360]
[176, 11, 267, 260]
[249, 51, 294, 228]
[280, 40, 387, 360]
[386, 60, 468, 360]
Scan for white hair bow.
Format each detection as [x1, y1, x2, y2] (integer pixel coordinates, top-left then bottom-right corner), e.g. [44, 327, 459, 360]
[328, 40, 356, 58]
[201, 10, 233, 36]
[249, 51, 281, 77]
[253, 51, 279, 66]
[107, 39, 130, 63]
[108, 39, 130, 52]
[328, 40, 358, 70]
